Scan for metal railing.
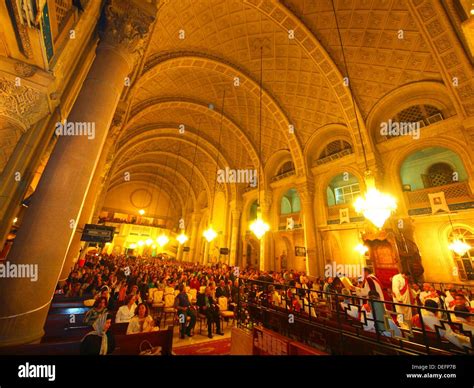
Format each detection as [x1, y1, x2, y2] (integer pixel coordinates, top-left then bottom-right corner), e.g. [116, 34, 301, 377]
[236, 278, 474, 355]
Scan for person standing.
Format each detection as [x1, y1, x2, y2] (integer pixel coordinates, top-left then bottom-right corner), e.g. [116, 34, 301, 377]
[354, 268, 385, 302]
[391, 271, 415, 325]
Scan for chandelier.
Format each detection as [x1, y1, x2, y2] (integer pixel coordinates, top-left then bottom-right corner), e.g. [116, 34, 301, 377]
[354, 174, 397, 229]
[250, 46, 270, 240]
[203, 226, 217, 243]
[157, 234, 169, 247]
[250, 210, 270, 240]
[176, 232, 188, 245]
[330, 2, 397, 230]
[449, 239, 470, 256]
[354, 243, 368, 255]
[447, 214, 471, 256]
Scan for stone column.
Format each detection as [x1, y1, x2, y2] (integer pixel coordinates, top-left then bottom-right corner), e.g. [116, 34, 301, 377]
[203, 240, 210, 265]
[58, 132, 118, 282]
[258, 190, 272, 272]
[177, 243, 184, 262]
[188, 212, 200, 262]
[0, 0, 156, 347]
[229, 209, 241, 266]
[296, 179, 319, 278]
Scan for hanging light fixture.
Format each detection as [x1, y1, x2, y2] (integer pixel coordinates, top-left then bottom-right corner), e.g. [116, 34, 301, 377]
[176, 232, 188, 245]
[203, 227, 218, 243]
[130, 243, 137, 249]
[249, 46, 270, 240]
[447, 213, 471, 256]
[330, 1, 397, 229]
[176, 119, 201, 250]
[157, 234, 169, 248]
[354, 243, 368, 255]
[353, 172, 397, 228]
[137, 241, 144, 247]
[138, 209, 145, 216]
[202, 90, 226, 244]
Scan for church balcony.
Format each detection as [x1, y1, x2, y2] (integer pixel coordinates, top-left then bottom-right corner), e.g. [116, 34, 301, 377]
[270, 170, 295, 183]
[278, 213, 303, 231]
[404, 181, 474, 215]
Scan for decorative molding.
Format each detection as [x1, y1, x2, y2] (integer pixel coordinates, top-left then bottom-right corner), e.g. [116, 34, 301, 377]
[13, 62, 37, 78]
[0, 77, 48, 128]
[100, 0, 156, 67]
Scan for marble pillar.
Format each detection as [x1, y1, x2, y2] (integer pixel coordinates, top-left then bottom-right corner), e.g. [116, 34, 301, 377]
[0, 0, 156, 346]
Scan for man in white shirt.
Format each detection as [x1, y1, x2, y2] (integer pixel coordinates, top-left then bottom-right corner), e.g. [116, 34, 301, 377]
[115, 295, 137, 323]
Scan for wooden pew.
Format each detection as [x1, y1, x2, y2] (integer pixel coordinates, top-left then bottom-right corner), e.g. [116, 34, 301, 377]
[0, 341, 81, 355]
[0, 326, 174, 355]
[112, 326, 174, 355]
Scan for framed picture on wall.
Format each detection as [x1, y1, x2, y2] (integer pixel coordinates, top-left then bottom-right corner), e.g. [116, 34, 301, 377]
[295, 246, 306, 257]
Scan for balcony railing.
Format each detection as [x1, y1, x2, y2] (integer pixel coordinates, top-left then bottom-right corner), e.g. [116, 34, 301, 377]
[278, 213, 302, 231]
[404, 181, 473, 209]
[270, 170, 295, 183]
[314, 149, 353, 167]
[327, 203, 359, 221]
[237, 279, 474, 355]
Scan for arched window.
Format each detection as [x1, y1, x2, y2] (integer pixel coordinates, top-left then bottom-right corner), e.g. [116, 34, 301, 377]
[424, 162, 454, 188]
[450, 228, 474, 281]
[327, 173, 360, 206]
[272, 161, 295, 182]
[400, 147, 467, 191]
[381, 105, 444, 141]
[315, 140, 353, 166]
[249, 200, 258, 222]
[280, 188, 301, 215]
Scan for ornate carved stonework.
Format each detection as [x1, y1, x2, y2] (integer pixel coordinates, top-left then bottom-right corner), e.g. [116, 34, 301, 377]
[13, 62, 38, 78]
[0, 77, 48, 127]
[100, 0, 156, 66]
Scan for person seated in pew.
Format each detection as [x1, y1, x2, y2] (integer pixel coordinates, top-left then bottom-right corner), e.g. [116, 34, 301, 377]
[80, 313, 116, 355]
[115, 295, 137, 323]
[452, 305, 474, 335]
[126, 303, 157, 334]
[411, 299, 442, 332]
[83, 297, 108, 326]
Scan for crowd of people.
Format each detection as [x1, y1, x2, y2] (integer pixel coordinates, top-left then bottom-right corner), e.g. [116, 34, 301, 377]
[61, 253, 474, 354]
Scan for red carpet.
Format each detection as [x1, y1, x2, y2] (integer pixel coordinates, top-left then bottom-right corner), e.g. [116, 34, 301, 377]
[173, 338, 231, 355]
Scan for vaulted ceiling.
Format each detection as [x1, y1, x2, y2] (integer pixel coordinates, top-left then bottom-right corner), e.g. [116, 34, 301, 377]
[107, 0, 446, 216]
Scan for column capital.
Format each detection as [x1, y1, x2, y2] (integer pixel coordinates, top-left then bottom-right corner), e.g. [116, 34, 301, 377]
[100, 0, 157, 70]
[295, 178, 315, 204]
[258, 189, 273, 211]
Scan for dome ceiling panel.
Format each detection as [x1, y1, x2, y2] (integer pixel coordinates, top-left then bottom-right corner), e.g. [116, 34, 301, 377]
[127, 108, 253, 169]
[281, 0, 444, 117]
[113, 137, 231, 200]
[131, 66, 285, 162]
[138, 0, 345, 150]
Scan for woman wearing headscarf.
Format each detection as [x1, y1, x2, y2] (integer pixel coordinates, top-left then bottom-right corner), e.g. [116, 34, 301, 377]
[80, 313, 116, 355]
